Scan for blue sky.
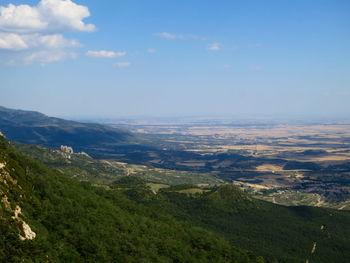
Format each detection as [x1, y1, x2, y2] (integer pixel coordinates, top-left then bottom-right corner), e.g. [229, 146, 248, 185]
[0, 0, 349, 118]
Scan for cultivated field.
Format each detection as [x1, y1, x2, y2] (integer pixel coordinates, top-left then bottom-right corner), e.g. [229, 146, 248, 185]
[106, 118, 350, 209]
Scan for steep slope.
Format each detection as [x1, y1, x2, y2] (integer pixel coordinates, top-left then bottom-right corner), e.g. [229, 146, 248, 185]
[0, 134, 265, 262]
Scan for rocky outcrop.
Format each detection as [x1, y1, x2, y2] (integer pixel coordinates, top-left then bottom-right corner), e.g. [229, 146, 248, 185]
[12, 205, 36, 240]
[60, 145, 74, 154]
[20, 221, 36, 240]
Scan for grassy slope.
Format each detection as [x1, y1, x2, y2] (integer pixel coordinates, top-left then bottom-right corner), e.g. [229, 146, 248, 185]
[0, 135, 264, 263]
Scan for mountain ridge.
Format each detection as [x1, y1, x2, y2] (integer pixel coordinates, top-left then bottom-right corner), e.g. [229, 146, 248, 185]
[0, 106, 136, 150]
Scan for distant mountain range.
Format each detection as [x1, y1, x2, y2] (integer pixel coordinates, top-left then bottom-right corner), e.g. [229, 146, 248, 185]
[0, 106, 136, 150]
[0, 106, 258, 167]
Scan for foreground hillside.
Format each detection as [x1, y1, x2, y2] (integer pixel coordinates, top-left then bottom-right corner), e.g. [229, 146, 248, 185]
[0, 134, 264, 262]
[126, 184, 350, 263]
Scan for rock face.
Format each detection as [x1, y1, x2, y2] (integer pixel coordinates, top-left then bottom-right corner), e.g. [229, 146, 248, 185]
[60, 145, 74, 154]
[12, 205, 36, 241]
[20, 221, 36, 240]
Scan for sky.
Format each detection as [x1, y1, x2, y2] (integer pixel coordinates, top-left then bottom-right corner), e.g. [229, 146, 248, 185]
[0, 0, 349, 119]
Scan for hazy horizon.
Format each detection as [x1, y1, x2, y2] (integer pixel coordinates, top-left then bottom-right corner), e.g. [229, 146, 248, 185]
[2, 104, 350, 123]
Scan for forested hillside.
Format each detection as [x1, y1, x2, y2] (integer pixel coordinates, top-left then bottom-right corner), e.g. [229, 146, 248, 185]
[0, 106, 134, 149]
[0, 134, 264, 262]
[126, 184, 350, 263]
[1, 132, 350, 262]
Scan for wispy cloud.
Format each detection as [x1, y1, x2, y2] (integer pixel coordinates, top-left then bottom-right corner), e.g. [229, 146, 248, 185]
[114, 61, 131, 68]
[0, 33, 80, 51]
[154, 32, 206, 41]
[154, 32, 183, 39]
[86, 50, 126, 58]
[24, 50, 77, 65]
[207, 43, 221, 51]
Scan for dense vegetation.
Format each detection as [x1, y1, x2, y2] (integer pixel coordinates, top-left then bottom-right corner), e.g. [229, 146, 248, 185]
[119, 184, 350, 263]
[0, 135, 264, 262]
[1, 106, 350, 262]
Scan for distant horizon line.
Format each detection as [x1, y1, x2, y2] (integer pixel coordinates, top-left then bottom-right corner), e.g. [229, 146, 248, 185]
[1, 105, 349, 123]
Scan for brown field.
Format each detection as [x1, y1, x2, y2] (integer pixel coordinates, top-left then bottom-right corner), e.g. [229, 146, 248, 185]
[155, 123, 350, 164]
[180, 124, 350, 138]
[255, 164, 285, 172]
[105, 119, 350, 208]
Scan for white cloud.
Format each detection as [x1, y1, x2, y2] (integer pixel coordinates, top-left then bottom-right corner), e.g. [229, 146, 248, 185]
[86, 50, 126, 58]
[207, 43, 221, 51]
[37, 33, 79, 48]
[154, 32, 183, 39]
[154, 32, 206, 41]
[0, 0, 95, 33]
[114, 61, 131, 68]
[0, 33, 28, 50]
[0, 32, 79, 50]
[39, 0, 95, 32]
[0, 4, 46, 33]
[24, 50, 76, 65]
[0, 0, 94, 65]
